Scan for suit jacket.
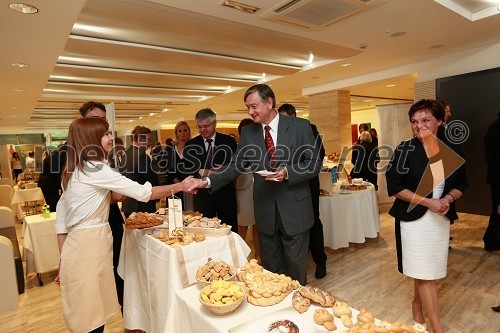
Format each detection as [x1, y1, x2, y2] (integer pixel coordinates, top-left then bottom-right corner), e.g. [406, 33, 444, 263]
[386, 136, 468, 222]
[120, 145, 159, 215]
[485, 117, 500, 185]
[183, 133, 237, 174]
[209, 115, 322, 236]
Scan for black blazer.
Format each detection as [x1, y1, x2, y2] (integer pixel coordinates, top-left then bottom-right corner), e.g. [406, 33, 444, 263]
[485, 117, 500, 185]
[182, 133, 237, 176]
[386, 136, 468, 222]
[120, 145, 159, 215]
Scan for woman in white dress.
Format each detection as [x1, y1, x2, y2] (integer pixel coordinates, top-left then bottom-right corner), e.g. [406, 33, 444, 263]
[386, 99, 468, 333]
[55, 117, 193, 333]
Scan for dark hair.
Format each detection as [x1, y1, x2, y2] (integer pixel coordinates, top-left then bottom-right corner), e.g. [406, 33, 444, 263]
[28, 151, 34, 157]
[62, 117, 109, 190]
[359, 123, 369, 131]
[439, 100, 451, 108]
[238, 118, 254, 135]
[369, 128, 378, 136]
[408, 99, 445, 122]
[79, 101, 106, 117]
[131, 126, 151, 142]
[114, 137, 124, 146]
[277, 103, 296, 116]
[195, 108, 216, 122]
[244, 84, 276, 109]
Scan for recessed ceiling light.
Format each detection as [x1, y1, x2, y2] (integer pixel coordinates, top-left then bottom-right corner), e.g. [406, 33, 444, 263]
[340, 63, 351, 67]
[12, 88, 25, 92]
[430, 44, 444, 49]
[149, 113, 156, 116]
[139, 116, 143, 119]
[10, 62, 29, 68]
[9, 3, 39, 14]
[386, 84, 396, 88]
[162, 108, 170, 112]
[390, 32, 406, 37]
[311, 76, 320, 79]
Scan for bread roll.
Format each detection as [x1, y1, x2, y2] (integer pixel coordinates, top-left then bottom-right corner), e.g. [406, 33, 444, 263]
[297, 285, 335, 307]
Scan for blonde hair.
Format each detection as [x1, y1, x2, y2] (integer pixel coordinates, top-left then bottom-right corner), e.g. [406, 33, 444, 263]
[174, 121, 191, 142]
[359, 131, 372, 143]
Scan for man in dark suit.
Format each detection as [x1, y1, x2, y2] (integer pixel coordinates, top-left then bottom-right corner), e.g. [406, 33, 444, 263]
[278, 103, 328, 279]
[120, 126, 159, 217]
[183, 108, 238, 231]
[190, 84, 322, 285]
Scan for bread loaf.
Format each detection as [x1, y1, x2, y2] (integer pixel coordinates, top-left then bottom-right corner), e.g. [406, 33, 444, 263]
[291, 291, 310, 313]
[297, 285, 335, 307]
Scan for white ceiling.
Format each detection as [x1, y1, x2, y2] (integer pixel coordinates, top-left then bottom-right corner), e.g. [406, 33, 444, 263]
[1, 0, 500, 134]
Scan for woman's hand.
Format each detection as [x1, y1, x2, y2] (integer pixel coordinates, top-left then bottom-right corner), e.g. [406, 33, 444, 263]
[181, 176, 198, 194]
[424, 198, 449, 215]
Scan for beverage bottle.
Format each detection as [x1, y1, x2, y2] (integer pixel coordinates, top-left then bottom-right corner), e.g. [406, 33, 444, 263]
[331, 166, 337, 184]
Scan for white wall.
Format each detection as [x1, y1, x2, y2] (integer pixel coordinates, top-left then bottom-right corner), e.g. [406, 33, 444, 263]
[351, 108, 379, 135]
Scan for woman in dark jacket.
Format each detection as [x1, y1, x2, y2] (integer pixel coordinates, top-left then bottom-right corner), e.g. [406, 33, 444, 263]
[386, 99, 467, 333]
[351, 131, 379, 189]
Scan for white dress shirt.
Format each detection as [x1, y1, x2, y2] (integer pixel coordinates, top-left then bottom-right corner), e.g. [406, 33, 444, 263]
[261, 112, 279, 145]
[55, 161, 153, 234]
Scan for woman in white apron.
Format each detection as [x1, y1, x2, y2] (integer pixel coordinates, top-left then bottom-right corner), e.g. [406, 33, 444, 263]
[55, 117, 194, 333]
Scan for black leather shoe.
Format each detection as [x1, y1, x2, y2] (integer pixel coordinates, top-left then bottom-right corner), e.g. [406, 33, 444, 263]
[492, 306, 500, 312]
[315, 265, 327, 279]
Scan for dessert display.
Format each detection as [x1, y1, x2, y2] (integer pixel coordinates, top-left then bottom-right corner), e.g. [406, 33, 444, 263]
[199, 280, 246, 315]
[182, 210, 203, 225]
[267, 319, 299, 333]
[125, 212, 164, 229]
[152, 230, 205, 247]
[196, 260, 236, 286]
[340, 184, 368, 191]
[237, 261, 299, 306]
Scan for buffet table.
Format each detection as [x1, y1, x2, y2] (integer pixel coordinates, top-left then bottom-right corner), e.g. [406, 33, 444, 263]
[118, 229, 251, 333]
[22, 212, 60, 283]
[174, 284, 363, 333]
[319, 184, 380, 250]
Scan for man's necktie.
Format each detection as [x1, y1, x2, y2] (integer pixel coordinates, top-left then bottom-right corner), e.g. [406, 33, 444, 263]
[264, 125, 276, 168]
[205, 138, 214, 169]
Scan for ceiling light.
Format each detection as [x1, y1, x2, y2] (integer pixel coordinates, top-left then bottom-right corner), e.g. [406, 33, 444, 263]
[390, 32, 407, 37]
[129, 120, 133, 122]
[340, 63, 351, 67]
[221, 0, 260, 14]
[386, 84, 396, 88]
[12, 88, 25, 92]
[308, 52, 314, 69]
[149, 113, 156, 116]
[139, 116, 143, 119]
[10, 62, 29, 68]
[9, 3, 38, 14]
[430, 44, 444, 49]
[162, 108, 170, 112]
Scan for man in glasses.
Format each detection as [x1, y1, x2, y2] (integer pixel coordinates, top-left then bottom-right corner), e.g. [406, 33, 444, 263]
[183, 108, 238, 232]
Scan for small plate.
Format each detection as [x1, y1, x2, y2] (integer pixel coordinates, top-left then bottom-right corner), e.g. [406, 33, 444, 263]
[255, 170, 276, 177]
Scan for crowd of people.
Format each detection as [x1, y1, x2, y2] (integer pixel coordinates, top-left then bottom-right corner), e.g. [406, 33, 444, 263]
[34, 84, 492, 332]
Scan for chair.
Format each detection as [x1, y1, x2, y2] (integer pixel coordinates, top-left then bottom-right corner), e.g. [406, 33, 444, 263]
[0, 236, 19, 312]
[0, 207, 25, 294]
[0, 178, 14, 186]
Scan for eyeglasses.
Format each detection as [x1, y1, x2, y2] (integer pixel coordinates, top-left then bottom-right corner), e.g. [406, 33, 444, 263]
[196, 122, 214, 130]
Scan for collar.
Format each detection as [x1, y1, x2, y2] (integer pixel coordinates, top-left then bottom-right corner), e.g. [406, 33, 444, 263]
[204, 133, 216, 143]
[261, 111, 279, 132]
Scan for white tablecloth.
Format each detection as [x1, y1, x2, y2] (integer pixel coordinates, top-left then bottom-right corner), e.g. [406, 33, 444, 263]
[174, 284, 363, 333]
[118, 229, 251, 333]
[11, 187, 45, 216]
[319, 184, 380, 250]
[22, 212, 60, 275]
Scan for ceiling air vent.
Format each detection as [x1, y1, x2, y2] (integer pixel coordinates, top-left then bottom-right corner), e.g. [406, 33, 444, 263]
[261, 0, 385, 31]
[220, 0, 260, 14]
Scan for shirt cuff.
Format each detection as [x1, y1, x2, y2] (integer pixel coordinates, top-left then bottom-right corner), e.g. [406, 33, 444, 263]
[204, 177, 212, 188]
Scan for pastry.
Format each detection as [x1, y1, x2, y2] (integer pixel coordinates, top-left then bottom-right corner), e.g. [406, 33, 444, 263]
[291, 291, 310, 313]
[313, 309, 334, 325]
[298, 285, 335, 307]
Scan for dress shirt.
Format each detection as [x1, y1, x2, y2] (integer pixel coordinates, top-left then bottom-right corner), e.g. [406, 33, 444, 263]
[204, 133, 216, 151]
[261, 112, 279, 146]
[55, 161, 153, 234]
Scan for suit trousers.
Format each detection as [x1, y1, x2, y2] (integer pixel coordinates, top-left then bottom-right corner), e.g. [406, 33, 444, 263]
[258, 203, 310, 285]
[308, 176, 327, 267]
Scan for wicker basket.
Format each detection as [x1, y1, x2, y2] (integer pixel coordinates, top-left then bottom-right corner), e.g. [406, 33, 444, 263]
[195, 263, 237, 287]
[198, 283, 246, 316]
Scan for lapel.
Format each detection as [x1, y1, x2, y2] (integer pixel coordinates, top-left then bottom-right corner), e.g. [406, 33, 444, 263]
[276, 115, 291, 147]
[251, 124, 268, 169]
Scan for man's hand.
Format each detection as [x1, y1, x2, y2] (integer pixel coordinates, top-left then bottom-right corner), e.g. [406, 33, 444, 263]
[265, 166, 287, 182]
[189, 178, 208, 192]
